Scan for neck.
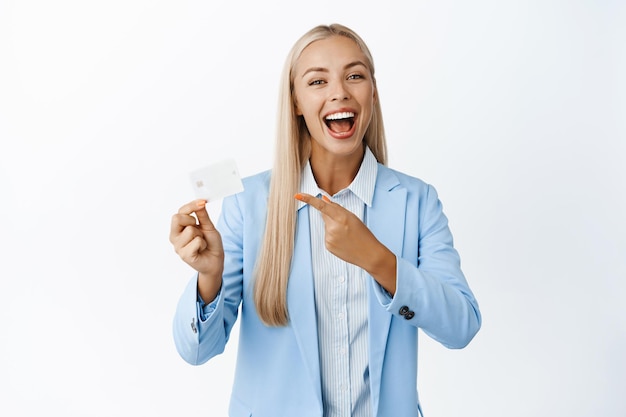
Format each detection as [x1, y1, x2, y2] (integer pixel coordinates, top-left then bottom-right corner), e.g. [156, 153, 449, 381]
[309, 145, 365, 196]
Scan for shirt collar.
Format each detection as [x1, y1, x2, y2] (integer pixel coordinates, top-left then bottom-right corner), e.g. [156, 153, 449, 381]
[297, 146, 378, 210]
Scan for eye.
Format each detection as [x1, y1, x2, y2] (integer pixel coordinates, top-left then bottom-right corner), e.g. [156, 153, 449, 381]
[308, 79, 325, 86]
[347, 73, 364, 80]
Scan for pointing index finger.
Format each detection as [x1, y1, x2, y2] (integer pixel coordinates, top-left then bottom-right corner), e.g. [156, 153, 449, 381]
[295, 193, 335, 215]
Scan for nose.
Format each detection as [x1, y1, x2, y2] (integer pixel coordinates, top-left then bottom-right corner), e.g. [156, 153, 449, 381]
[330, 81, 350, 101]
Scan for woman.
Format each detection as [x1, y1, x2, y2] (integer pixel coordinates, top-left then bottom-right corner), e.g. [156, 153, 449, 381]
[170, 23, 481, 417]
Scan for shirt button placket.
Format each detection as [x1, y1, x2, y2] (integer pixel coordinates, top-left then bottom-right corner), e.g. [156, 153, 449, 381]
[336, 272, 349, 414]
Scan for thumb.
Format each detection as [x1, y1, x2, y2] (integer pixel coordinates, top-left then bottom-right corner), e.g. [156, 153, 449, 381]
[194, 200, 217, 233]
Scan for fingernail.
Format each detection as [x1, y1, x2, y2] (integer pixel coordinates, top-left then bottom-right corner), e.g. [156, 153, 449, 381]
[322, 195, 331, 203]
[196, 200, 207, 208]
[294, 193, 304, 201]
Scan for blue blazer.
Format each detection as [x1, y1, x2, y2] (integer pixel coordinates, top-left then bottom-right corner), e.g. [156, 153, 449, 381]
[173, 164, 481, 417]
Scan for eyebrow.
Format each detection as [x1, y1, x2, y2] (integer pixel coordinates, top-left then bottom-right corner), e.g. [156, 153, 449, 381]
[301, 60, 368, 78]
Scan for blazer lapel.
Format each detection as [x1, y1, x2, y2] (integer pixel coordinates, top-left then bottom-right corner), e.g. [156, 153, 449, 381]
[287, 205, 323, 409]
[366, 166, 407, 413]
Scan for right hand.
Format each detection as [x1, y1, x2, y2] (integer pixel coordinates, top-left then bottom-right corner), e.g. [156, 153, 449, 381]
[170, 200, 224, 296]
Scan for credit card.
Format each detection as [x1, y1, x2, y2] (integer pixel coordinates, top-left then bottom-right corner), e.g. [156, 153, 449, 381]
[189, 158, 244, 201]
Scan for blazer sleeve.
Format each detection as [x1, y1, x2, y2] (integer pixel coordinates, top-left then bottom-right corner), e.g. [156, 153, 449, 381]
[172, 193, 244, 365]
[372, 184, 481, 349]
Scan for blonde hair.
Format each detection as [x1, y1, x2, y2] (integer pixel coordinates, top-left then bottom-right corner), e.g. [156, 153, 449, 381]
[253, 23, 388, 326]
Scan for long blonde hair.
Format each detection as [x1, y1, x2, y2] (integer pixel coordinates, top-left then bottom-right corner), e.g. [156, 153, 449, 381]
[253, 23, 388, 326]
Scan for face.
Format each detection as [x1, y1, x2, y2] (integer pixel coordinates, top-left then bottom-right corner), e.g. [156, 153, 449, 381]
[293, 36, 376, 163]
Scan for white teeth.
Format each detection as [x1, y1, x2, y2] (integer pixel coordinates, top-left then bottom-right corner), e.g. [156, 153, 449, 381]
[325, 112, 355, 120]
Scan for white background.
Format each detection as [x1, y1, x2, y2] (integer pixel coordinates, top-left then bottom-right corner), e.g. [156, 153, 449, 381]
[1, 1, 624, 416]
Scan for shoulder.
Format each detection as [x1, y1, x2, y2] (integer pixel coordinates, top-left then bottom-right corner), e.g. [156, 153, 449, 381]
[377, 164, 432, 194]
[375, 165, 444, 215]
[220, 170, 271, 224]
[225, 169, 271, 209]
[241, 169, 271, 193]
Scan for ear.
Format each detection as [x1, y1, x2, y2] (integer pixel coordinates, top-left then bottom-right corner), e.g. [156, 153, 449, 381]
[373, 82, 378, 103]
[294, 100, 302, 116]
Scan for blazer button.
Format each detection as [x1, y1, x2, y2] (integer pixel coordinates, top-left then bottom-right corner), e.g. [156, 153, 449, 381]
[399, 306, 410, 316]
[404, 311, 415, 320]
[191, 318, 198, 334]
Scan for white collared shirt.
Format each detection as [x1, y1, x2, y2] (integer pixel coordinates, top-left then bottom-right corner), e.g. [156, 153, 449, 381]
[298, 147, 378, 417]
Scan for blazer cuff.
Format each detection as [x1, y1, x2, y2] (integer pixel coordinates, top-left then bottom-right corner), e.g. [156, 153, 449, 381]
[372, 257, 424, 322]
[198, 286, 223, 322]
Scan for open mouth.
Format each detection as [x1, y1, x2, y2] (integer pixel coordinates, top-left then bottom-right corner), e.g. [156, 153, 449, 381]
[325, 111, 355, 134]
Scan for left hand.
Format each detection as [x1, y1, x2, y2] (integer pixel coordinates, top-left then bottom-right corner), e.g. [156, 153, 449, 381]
[295, 193, 396, 293]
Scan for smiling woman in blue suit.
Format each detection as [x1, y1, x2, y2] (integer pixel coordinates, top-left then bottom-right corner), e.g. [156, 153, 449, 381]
[170, 23, 481, 417]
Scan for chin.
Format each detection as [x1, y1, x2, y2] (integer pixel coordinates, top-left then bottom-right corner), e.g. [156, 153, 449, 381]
[326, 138, 364, 155]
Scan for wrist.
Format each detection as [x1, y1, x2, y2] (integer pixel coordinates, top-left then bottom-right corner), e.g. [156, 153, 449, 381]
[366, 247, 397, 295]
[197, 271, 222, 302]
